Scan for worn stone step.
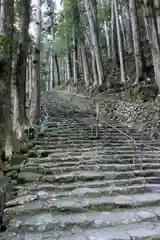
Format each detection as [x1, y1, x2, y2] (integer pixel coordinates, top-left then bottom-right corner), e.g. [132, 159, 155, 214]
[6, 184, 153, 203]
[33, 142, 103, 148]
[4, 193, 160, 224]
[14, 184, 160, 200]
[44, 125, 147, 133]
[13, 176, 160, 193]
[33, 144, 142, 151]
[29, 155, 160, 166]
[28, 149, 160, 158]
[34, 138, 143, 147]
[20, 163, 160, 175]
[46, 130, 138, 138]
[17, 169, 160, 183]
[33, 139, 144, 144]
[2, 97, 160, 240]
[33, 139, 104, 145]
[45, 127, 107, 132]
[6, 206, 160, 233]
[26, 160, 160, 170]
[3, 221, 160, 240]
[42, 133, 149, 141]
[32, 145, 107, 152]
[46, 124, 137, 133]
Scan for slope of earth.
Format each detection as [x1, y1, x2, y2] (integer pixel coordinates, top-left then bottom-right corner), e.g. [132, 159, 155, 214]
[55, 84, 160, 141]
[1, 91, 160, 239]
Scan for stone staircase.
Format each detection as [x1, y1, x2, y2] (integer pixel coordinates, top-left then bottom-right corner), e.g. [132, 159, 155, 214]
[1, 97, 160, 239]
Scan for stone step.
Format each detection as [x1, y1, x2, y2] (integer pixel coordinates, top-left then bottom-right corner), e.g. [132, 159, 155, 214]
[45, 124, 146, 131]
[35, 145, 106, 150]
[28, 149, 160, 158]
[34, 138, 148, 145]
[32, 144, 144, 151]
[45, 127, 108, 132]
[2, 100, 160, 240]
[33, 138, 153, 146]
[37, 132, 149, 140]
[20, 163, 160, 174]
[35, 142, 155, 150]
[4, 193, 160, 223]
[46, 123, 137, 132]
[25, 161, 160, 175]
[32, 147, 143, 154]
[33, 139, 105, 145]
[44, 129, 141, 137]
[46, 122, 124, 128]
[3, 221, 160, 240]
[14, 183, 160, 199]
[13, 176, 160, 192]
[42, 132, 149, 140]
[33, 139, 144, 144]
[32, 144, 142, 150]
[6, 206, 160, 233]
[29, 157, 160, 166]
[17, 169, 160, 184]
[33, 141, 103, 146]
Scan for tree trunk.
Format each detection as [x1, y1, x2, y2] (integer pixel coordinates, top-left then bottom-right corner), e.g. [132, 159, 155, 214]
[81, 45, 90, 87]
[33, 0, 41, 123]
[47, 0, 55, 88]
[15, 0, 31, 130]
[65, 55, 70, 84]
[144, 0, 160, 90]
[51, 51, 55, 88]
[26, 52, 32, 123]
[111, 0, 120, 68]
[142, 5, 150, 42]
[72, 29, 78, 85]
[129, 0, 146, 84]
[55, 54, 60, 85]
[104, 22, 111, 58]
[99, 0, 111, 58]
[0, 0, 14, 160]
[83, 0, 104, 85]
[125, 2, 133, 53]
[91, 50, 98, 85]
[119, 0, 127, 52]
[49, 54, 53, 90]
[28, 54, 33, 105]
[0, 0, 3, 33]
[155, 0, 160, 35]
[60, 52, 64, 83]
[114, 0, 126, 83]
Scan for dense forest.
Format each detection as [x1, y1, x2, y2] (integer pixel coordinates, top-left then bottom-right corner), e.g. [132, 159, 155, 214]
[0, 0, 160, 162]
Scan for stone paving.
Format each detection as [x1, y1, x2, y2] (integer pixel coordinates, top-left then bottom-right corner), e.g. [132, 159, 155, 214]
[1, 96, 160, 239]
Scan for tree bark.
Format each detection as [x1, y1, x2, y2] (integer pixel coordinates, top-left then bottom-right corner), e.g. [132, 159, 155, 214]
[55, 53, 60, 85]
[15, 0, 31, 129]
[81, 45, 90, 87]
[143, 0, 160, 90]
[83, 0, 104, 85]
[47, 0, 55, 88]
[111, 0, 120, 68]
[119, 0, 127, 52]
[33, 0, 41, 123]
[72, 29, 78, 85]
[155, 0, 160, 35]
[0, 0, 14, 160]
[114, 0, 126, 83]
[129, 0, 146, 84]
